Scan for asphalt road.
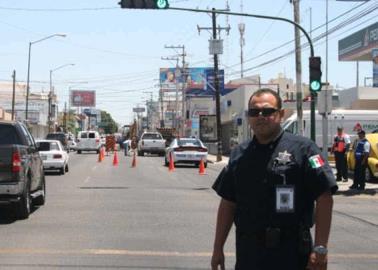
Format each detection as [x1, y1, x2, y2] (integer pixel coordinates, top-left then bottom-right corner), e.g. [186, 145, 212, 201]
[0, 151, 377, 270]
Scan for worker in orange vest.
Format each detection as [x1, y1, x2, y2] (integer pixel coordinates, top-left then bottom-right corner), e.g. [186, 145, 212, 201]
[331, 127, 351, 182]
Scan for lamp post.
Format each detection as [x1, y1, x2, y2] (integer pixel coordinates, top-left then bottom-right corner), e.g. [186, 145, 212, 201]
[25, 33, 66, 122]
[49, 63, 75, 132]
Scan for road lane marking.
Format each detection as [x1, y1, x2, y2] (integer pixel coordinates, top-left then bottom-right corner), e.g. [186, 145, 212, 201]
[84, 176, 91, 183]
[0, 249, 377, 260]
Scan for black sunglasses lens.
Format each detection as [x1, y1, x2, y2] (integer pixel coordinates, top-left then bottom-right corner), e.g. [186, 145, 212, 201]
[248, 108, 277, 117]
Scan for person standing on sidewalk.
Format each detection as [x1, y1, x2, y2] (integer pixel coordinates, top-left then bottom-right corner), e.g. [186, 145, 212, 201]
[211, 88, 337, 270]
[331, 127, 350, 182]
[351, 130, 370, 190]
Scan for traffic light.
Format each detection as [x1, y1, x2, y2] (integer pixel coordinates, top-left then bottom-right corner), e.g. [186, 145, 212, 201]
[309, 56, 322, 92]
[119, 0, 169, 9]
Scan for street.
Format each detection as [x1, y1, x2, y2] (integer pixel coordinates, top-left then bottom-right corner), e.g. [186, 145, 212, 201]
[0, 151, 377, 270]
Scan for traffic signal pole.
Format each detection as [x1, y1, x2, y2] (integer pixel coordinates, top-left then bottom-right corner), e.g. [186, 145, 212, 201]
[167, 7, 317, 142]
[119, 3, 318, 142]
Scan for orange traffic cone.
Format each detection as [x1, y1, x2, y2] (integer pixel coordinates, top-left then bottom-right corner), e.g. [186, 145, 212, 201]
[98, 149, 102, 162]
[131, 151, 136, 168]
[101, 147, 105, 160]
[168, 152, 175, 172]
[113, 149, 119, 166]
[199, 158, 206, 175]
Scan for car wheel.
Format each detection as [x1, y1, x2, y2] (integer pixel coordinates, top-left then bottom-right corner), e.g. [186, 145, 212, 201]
[60, 166, 65, 175]
[77, 150, 81, 154]
[204, 162, 208, 168]
[138, 151, 144, 156]
[34, 175, 46, 206]
[164, 157, 169, 166]
[17, 179, 31, 219]
[65, 164, 69, 173]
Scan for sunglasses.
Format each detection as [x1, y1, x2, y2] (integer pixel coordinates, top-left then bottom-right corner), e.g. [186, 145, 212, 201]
[248, 108, 279, 117]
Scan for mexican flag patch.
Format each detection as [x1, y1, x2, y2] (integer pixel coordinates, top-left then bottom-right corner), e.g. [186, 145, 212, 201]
[309, 154, 325, 168]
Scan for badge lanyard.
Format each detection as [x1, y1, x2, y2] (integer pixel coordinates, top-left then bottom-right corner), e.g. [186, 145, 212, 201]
[273, 153, 295, 213]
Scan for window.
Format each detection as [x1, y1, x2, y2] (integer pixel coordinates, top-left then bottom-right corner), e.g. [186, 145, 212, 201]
[178, 139, 201, 147]
[0, 124, 21, 145]
[80, 132, 88, 139]
[142, 133, 162, 140]
[88, 132, 96, 139]
[20, 124, 33, 146]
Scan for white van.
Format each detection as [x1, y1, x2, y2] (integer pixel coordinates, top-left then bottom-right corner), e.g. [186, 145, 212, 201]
[282, 110, 378, 150]
[76, 130, 101, 154]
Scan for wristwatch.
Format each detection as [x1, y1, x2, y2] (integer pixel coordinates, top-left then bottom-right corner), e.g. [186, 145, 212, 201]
[313, 245, 328, 255]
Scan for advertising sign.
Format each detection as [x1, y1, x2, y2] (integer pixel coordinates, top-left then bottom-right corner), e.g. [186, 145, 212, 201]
[205, 69, 224, 93]
[133, 107, 145, 113]
[373, 49, 378, 87]
[199, 115, 217, 142]
[70, 90, 96, 107]
[160, 67, 220, 91]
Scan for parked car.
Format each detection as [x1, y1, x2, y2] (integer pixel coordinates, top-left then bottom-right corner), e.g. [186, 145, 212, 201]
[46, 132, 69, 152]
[76, 130, 101, 154]
[36, 139, 69, 175]
[0, 120, 45, 219]
[68, 139, 77, 151]
[165, 137, 208, 167]
[347, 133, 378, 181]
[138, 132, 166, 156]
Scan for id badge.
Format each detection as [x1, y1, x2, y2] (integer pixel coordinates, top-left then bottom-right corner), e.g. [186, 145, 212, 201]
[275, 185, 295, 213]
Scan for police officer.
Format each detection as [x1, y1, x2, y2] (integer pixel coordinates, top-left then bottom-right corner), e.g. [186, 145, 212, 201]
[211, 88, 338, 270]
[331, 127, 350, 182]
[351, 130, 370, 190]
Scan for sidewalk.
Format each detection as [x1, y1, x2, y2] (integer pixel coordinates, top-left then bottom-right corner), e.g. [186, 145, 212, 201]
[208, 155, 378, 194]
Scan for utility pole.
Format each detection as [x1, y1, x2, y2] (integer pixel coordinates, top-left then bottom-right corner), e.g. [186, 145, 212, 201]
[11, 70, 16, 121]
[163, 45, 187, 136]
[197, 9, 230, 162]
[292, 0, 303, 136]
[239, 0, 245, 78]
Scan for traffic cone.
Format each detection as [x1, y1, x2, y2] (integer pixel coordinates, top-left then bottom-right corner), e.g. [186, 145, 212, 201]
[98, 148, 102, 163]
[131, 151, 136, 168]
[168, 152, 175, 172]
[199, 158, 206, 175]
[101, 147, 105, 160]
[113, 149, 119, 166]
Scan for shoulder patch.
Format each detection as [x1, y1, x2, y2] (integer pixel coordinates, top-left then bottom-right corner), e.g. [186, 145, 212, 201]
[309, 154, 325, 168]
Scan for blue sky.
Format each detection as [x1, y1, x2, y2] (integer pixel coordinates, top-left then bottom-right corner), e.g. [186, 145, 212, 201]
[0, 0, 376, 125]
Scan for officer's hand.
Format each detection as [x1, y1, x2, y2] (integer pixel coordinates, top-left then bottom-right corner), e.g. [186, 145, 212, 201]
[306, 252, 328, 270]
[211, 249, 225, 270]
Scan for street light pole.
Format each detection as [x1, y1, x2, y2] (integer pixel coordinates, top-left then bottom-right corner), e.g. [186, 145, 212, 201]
[49, 63, 75, 132]
[25, 33, 66, 122]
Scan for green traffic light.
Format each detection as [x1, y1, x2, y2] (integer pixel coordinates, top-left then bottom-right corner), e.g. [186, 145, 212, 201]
[156, 0, 169, 9]
[310, 80, 321, 92]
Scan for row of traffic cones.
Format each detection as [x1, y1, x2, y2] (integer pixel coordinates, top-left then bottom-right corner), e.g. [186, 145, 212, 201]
[168, 152, 206, 175]
[98, 146, 137, 168]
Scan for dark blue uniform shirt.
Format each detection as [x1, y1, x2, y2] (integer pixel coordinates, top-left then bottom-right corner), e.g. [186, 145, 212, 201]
[212, 131, 338, 270]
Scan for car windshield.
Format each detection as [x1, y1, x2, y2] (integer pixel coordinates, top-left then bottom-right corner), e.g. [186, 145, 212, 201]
[143, 133, 162, 140]
[38, 141, 60, 151]
[178, 139, 201, 147]
[0, 125, 21, 145]
[80, 133, 88, 139]
[89, 133, 96, 139]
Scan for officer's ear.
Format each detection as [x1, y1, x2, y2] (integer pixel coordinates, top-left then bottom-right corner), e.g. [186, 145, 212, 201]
[279, 108, 285, 119]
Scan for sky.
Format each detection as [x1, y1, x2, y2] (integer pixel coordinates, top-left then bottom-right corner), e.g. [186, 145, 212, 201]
[0, 0, 377, 126]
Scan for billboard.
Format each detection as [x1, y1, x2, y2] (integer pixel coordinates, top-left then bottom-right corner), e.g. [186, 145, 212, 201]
[339, 22, 378, 61]
[70, 90, 96, 107]
[159, 67, 223, 91]
[373, 49, 378, 87]
[199, 115, 217, 142]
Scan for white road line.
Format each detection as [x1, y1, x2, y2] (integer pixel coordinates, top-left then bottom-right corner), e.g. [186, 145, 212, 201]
[84, 176, 91, 183]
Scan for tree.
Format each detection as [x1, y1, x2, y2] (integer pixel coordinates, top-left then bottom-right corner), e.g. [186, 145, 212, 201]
[99, 111, 118, 134]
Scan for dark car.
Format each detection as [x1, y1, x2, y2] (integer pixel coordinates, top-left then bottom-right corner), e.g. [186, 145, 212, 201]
[0, 121, 46, 219]
[46, 132, 68, 151]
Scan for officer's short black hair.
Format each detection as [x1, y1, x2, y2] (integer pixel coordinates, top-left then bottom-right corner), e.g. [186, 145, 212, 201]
[248, 88, 282, 110]
[358, 129, 365, 135]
